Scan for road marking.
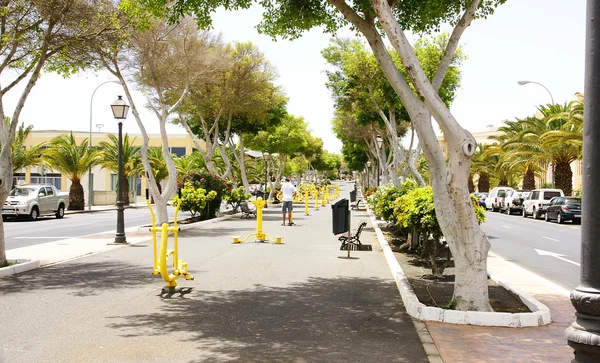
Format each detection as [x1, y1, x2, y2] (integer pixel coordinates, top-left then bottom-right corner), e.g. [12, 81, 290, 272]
[535, 248, 580, 266]
[501, 225, 511, 229]
[14, 236, 71, 239]
[542, 236, 559, 242]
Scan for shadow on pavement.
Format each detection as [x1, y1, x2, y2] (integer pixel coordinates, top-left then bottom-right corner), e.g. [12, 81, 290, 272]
[106, 276, 427, 362]
[0, 260, 156, 296]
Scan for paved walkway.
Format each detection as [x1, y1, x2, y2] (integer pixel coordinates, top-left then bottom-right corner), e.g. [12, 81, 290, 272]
[0, 181, 578, 362]
[0, 182, 428, 363]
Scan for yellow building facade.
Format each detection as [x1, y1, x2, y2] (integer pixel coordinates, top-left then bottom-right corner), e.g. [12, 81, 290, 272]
[15, 130, 203, 205]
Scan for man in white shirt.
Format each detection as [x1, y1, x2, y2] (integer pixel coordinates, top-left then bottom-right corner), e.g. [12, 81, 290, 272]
[281, 177, 296, 226]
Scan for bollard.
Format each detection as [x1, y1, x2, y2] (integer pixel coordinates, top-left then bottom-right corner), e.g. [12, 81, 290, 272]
[314, 189, 320, 210]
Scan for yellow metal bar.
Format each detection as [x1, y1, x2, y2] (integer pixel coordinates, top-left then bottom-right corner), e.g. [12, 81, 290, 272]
[147, 199, 159, 274]
[314, 190, 319, 210]
[173, 199, 182, 271]
[305, 189, 309, 215]
[159, 223, 177, 287]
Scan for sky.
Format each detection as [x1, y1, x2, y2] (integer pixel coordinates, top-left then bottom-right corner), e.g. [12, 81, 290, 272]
[5, 0, 586, 153]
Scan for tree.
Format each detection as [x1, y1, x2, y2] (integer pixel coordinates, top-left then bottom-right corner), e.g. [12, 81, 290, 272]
[7, 121, 46, 173]
[138, 0, 509, 312]
[98, 134, 139, 205]
[0, 0, 120, 267]
[44, 132, 100, 210]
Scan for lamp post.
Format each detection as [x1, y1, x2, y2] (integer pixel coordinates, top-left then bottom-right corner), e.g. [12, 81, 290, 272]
[566, 1, 600, 360]
[88, 80, 120, 211]
[111, 95, 129, 244]
[517, 80, 555, 104]
[376, 135, 383, 187]
[366, 161, 371, 189]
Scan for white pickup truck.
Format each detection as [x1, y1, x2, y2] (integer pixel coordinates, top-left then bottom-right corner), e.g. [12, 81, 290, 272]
[2, 184, 69, 221]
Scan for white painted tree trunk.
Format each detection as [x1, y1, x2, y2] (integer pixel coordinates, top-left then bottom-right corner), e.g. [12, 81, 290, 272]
[330, 0, 491, 311]
[178, 110, 220, 174]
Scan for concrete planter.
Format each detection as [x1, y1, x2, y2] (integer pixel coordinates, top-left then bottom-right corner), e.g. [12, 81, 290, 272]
[0, 259, 40, 278]
[368, 208, 551, 327]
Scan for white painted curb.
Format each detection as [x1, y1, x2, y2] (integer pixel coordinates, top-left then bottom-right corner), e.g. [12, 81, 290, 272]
[0, 259, 40, 278]
[367, 207, 552, 327]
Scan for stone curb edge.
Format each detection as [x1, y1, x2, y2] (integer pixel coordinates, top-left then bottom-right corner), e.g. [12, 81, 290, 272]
[0, 259, 40, 278]
[365, 207, 552, 327]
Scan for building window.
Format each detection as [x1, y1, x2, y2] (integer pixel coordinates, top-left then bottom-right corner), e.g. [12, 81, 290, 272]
[110, 174, 118, 191]
[30, 173, 61, 190]
[169, 147, 186, 157]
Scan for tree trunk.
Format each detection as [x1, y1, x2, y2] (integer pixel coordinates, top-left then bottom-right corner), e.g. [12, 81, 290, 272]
[69, 181, 85, 210]
[0, 154, 11, 264]
[555, 161, 573, 196]
[477, 173, 490, 192]
[121, 175, 130, 206]
[522, 168, 536, 190]
[235, 135, 250, 192]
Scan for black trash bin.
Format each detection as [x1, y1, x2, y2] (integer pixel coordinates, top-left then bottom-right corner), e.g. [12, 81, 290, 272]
[349, 189, 357, 203]
[331, 198, 350, 235]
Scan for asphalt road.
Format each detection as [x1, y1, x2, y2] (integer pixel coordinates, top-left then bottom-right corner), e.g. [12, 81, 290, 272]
[482, 209, 581, 291]
[3, 206, 192, 250]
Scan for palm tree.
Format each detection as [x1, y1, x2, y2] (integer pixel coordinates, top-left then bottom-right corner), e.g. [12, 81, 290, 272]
[138, 147, 169, 194]
[491, 119, 544, 190]
[173, 151, 206, 182]
[11, 122, 46, 173]
[98, 133, 139, 206]
[537, 103, 582, 195]
[470, 144, 492, 192]
[44, 132, 100, 210]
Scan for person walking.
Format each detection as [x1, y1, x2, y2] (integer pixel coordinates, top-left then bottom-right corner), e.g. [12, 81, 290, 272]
[281, 177, 296, 226]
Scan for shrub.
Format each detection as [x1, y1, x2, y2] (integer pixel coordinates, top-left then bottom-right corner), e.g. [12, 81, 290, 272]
[175, 182, 217, 218]
[224, 183, 251, 212]
[178, 172, 228, 218]
[373, 180, 417, 223]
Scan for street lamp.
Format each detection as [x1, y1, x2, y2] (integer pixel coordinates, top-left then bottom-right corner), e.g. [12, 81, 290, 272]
[376, 135, 384, 187]
[366, 161, 371, 189]
[89, 80, 120, 211]
[111, 95, 129, 244]
[517, 80, 555, 104]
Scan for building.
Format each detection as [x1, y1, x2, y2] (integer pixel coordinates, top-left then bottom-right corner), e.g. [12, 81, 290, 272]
[14, 130, 203, 205]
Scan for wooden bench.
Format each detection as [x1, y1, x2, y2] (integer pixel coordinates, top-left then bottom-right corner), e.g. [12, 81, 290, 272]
[240, 202, 256, 219]
[338, 221, 367, 249]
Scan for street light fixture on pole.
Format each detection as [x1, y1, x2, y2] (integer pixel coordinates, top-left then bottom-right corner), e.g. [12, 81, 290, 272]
[111, 95, 129, 244]
[517, 80, 555, 104]
[366, 161, 371, 189]
[376, 135, 384, 187]
[89, 80, 120, 210]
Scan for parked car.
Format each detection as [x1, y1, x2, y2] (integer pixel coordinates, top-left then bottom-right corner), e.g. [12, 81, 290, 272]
[500, 190, 531, 215]
[522, 188, 564, 219]
[545, 196, 581, 224]
[472, 192, 488, 208]
[486, 186, 513, 212]
[2, 184, 69, 221]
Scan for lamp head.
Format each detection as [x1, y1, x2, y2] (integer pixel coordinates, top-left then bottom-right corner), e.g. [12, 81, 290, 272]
[517, 81, 530, 86]
[366, 161, 372, 167]
[111, 95, 130, 120]
[376, 134, 384, 148]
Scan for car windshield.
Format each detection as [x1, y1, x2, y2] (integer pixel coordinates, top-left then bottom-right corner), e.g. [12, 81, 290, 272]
[564, 198, 581, 205]
[9, 188, 36, 197]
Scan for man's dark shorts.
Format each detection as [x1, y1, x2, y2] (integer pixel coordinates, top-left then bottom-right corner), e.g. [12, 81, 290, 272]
[282, 201, 293, 213]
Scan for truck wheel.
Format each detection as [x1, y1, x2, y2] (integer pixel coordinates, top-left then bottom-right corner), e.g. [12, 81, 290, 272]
[533, 208, 540, 220]
[2, 215, 7, 222]
[29, 206, 39, 221]
[56, 204, 65, 219]
[523, 208, 527, 218]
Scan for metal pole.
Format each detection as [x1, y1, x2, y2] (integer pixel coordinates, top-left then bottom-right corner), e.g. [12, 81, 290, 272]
[377, 160, 380, 187]
[114, 121, 127, 243]
[88, 80, 119, 210]
[566, 1, 600, 360]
